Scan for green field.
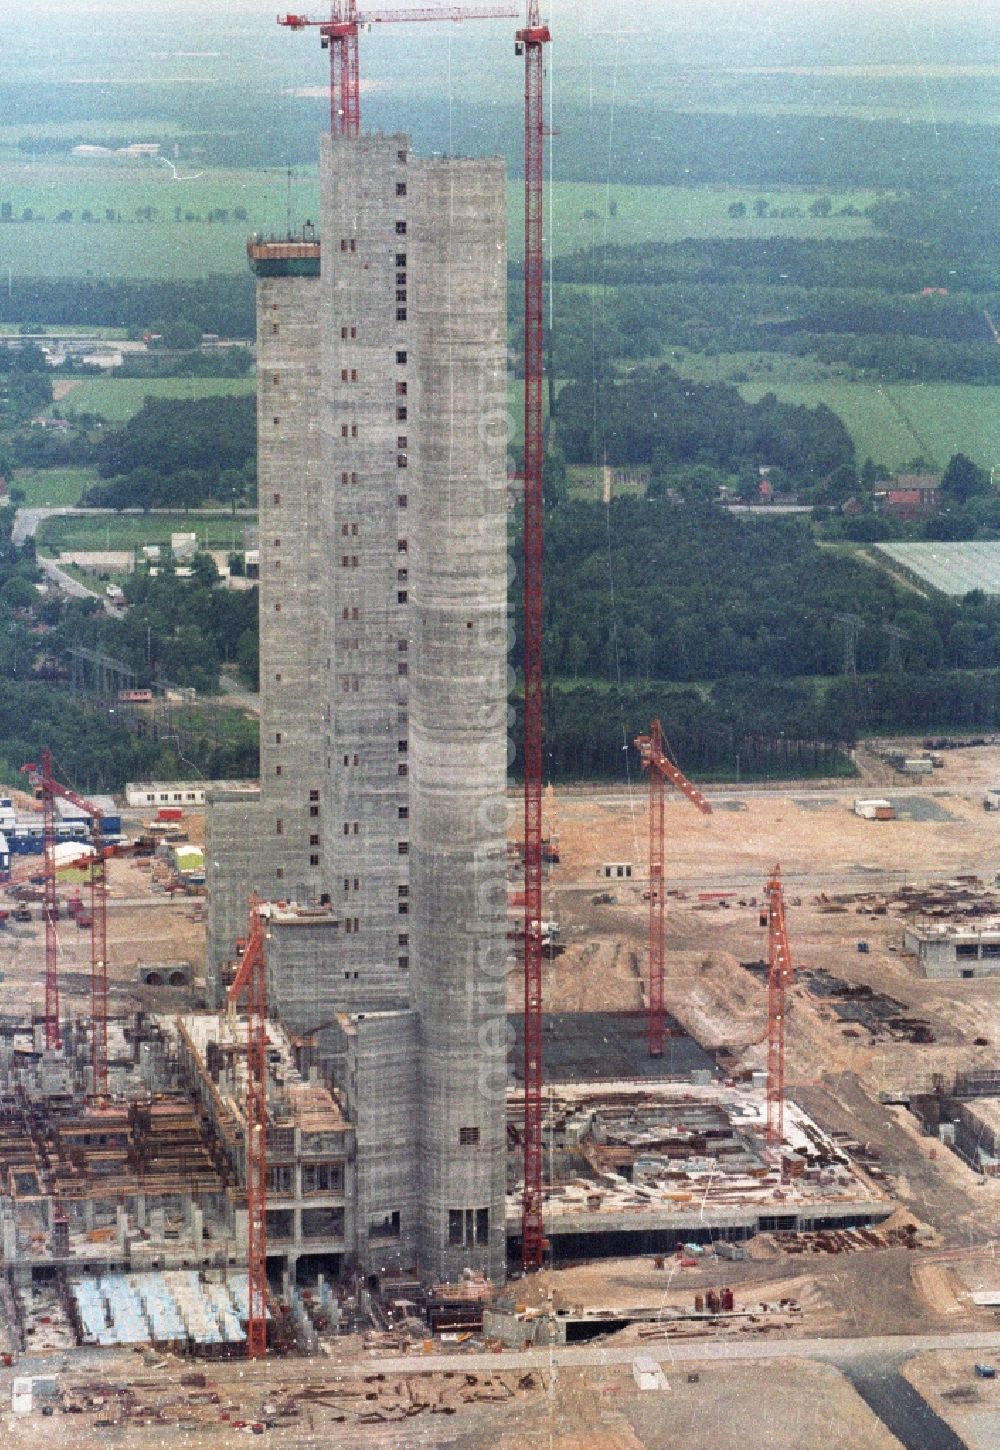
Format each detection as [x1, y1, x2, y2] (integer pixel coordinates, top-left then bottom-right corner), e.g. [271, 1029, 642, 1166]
[38, 510, 256, 554]
[669, 353, 999, 473]
[509, 184, 876, 261]
[10, 467, 97, 506]
[0, 159, 876, 277]
[55, 374, 256, 422]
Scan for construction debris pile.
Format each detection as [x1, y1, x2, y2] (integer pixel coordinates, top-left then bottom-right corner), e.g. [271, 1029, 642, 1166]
[803, 970, 936, 1044]
[504, 1083, 892, 1255]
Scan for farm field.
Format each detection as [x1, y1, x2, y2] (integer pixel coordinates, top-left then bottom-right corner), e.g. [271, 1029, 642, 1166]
[674, 366, 998, 474]
[54, 374, 256, 423]
[0, 159, 877, 277]
[37, 510, 256, 555]
[875, 542, 1000, 598]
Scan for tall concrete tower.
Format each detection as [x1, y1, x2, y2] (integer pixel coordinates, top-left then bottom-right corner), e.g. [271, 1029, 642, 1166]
[207, 133, 508, 1282]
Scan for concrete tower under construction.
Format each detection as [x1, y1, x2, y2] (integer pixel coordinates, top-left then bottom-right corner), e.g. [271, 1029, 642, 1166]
[206, 131, 508, 1284]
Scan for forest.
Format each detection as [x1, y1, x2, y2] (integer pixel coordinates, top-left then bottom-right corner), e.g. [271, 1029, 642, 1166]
[554, 368, 856, 485]
[83, 394, 257, 509]
[525, 499, 1000, 687]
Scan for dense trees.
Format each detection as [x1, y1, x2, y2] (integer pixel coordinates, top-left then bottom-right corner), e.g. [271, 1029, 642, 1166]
[0, 277, 255, 338]
[84, 394, 257, 508]
[51, 564, 258, 695]
[555, 368, 855, 485]
[542, 235, 1000, 387]
[97, 394, 255, 479]
[0, 342, 53, 425]
[517, 497, 1000, 688]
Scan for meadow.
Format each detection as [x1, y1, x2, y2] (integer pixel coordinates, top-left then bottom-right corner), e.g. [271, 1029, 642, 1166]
[54, 375, 256, 423]
[9, 467, 98, 507]
[668, 352, 999, 473]
[0, 159, 876, 278]
[37, 511, 256, 555]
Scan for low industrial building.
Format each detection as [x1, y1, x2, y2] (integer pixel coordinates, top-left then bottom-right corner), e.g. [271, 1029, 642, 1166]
[903, 922, 1000, 978]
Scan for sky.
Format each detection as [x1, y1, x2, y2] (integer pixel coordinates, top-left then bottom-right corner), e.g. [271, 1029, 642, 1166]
[4, 1, 997, 109]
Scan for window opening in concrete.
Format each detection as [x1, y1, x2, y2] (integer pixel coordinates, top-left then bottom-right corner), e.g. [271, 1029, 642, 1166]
[369, 1210, 401, 1242]
[460, 1127, 480, 1146]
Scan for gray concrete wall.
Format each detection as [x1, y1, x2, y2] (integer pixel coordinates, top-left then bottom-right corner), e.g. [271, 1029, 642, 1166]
[206, 270, 326, 997]
[409, 154, 509, 1284]
[256, 271, 327, 907]
[319, 133, 414, 1014]
[204, 791, 266, 1006]
[344, 1010, 420, 1275]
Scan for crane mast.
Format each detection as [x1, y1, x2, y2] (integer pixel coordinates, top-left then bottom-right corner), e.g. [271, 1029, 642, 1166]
[764, 864, 793, 1143]
[516, 0, 550, 1276]
[280, 5, 516, 135]
[227, 895, 269, 1359]
[23, 749, 109, 1093]
[40, 751, 59, 1051]
[634, 721, 712, 1057]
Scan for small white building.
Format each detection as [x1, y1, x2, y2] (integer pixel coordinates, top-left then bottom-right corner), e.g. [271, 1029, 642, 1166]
[632, 1355, 668, 1392]
[171, 531, 198, 563]
[903, 922, 1000, 979]
[602, 862, 633, 879]
[984, 787, 1000, 811]
[854, 798, 895, 821]
[124, 780, 259, 810]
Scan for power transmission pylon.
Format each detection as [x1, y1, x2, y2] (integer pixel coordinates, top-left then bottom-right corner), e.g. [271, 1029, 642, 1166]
[834, 612, 863, 678]
[882, 622, 907, 672]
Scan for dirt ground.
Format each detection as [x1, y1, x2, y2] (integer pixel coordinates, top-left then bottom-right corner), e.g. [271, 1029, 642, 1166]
[503, 742, 1000, 1336]
[903, 1349, 1000, 1450]
[0, 832, 207, 1021]
[0, 1352, 906, 1450]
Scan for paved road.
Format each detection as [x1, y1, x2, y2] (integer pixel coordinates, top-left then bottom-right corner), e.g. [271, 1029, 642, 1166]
[848, 1362, 969, 1450]
[36, 554, 95, 600]
[301, 1328, 1000, 1379]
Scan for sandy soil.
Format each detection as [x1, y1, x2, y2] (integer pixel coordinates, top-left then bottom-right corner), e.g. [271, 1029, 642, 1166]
[0, 847, 206, 1019]
[903, 1350, 1000, 1450]
[0, 1353, 905, 1450]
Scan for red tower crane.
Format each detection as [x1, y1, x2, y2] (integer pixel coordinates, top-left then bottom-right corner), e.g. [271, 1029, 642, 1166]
[22, 750, 109, 1093]
[634, 721, 712, 1058]
[227, 894, 269, 1359]
[518, 0, 550, 1274]
[763, 864, 794, 1143]
[279, 4, 517, 136]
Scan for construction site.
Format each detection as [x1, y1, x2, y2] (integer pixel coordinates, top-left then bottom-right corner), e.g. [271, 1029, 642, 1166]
[1, 6, 1000, 1449]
